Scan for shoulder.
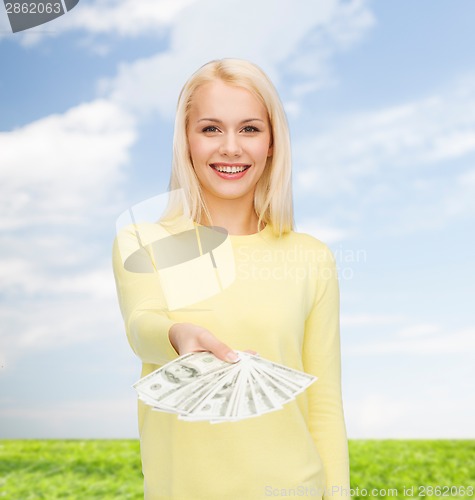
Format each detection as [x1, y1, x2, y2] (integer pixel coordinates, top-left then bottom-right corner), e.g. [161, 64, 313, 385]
[283, 229, 336, 264]
[114, 221, 184, 251]
[112, 222, 172, 267]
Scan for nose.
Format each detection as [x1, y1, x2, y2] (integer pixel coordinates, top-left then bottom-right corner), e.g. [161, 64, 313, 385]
[219, 133, 242, 157]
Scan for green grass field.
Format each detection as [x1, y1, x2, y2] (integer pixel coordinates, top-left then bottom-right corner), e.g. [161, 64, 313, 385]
[0, 440, 474, 499]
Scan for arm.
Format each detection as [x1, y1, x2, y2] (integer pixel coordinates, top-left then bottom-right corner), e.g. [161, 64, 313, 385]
[112, 237, 178, 365]
[302, 244, 350, 499]
[112, 237, 238, 365]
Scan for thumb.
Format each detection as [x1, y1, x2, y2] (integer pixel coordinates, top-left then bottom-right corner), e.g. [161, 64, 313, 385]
[200, 330, 239, 363]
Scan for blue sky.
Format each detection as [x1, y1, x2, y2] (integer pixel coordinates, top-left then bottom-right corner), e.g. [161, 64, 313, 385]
[0, 0, 474, 439]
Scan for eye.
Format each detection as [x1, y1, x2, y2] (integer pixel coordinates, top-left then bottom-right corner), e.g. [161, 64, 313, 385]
[242, 125, 259, 133]
[202, 125, 219, 133]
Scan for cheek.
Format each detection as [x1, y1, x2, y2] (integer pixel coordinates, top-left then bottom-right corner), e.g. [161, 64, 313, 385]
[188, 136, 211, 165]
[254, 138, 273, 162]
[187, 136, 198, 161]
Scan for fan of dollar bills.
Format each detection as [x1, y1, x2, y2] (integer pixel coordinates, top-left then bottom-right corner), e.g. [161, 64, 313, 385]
[133, 351, 317, 423]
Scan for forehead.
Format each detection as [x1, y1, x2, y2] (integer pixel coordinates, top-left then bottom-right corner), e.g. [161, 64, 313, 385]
[189, 80, 268, 121]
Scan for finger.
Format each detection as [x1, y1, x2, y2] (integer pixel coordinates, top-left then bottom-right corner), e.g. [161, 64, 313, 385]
[244, 349, 258, 356]
[199, 330, 238, 363]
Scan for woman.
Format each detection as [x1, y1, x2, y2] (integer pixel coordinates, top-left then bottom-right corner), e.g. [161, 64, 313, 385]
[113, 58, 350, 499]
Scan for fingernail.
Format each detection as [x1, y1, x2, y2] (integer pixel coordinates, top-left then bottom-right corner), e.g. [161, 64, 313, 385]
[225, 351, 238, 363]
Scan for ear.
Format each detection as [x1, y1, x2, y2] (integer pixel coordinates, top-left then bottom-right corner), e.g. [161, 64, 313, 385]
[267, 143, 273, 157]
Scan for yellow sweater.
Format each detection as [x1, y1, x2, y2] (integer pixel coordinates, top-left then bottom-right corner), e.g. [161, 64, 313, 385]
[113, 223, 350, 500]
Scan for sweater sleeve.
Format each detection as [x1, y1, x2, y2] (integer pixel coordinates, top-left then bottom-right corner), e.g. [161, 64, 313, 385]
[112, 237, 179, 366]
[302, 243, 350, 499]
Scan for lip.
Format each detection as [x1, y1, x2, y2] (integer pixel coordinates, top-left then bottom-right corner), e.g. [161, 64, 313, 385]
[209, 163, 251, 180]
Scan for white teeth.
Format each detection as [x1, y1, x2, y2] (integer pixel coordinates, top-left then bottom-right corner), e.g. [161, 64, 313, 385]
[213, 165, 248, 173]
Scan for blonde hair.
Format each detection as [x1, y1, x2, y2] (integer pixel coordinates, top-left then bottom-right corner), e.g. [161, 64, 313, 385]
[169, 58, 294, 236]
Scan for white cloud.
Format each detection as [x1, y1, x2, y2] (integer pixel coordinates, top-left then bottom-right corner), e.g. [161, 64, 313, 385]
[0, 294, 123, 366]
[0, 228, 122, 366]
[0, 258, 35, 293]
[0, 99, 136, 229]
[442, 167, 475, 218]
[295, 80, 475, 197]
[0, 257, 115, 301]
[98, 0, 374, 118]
[346, 392, 474, 438]
[397, 323, 441, 338]
[62, 0, 198, 36]
[284, 0, 374, 92]
[3, 0, 375, 67]
[293, 74, 475, 233]
[0, 397, 137, 438]
[346, 394, 408, 438]
[0, 0, 199, 45]
[343, 317, 475, 438]
[341, 313, 405, 327]
[296, 216, 352, 243]
[0, 97, 138, 367]
[346, 325, 475, 356]
[53, 268, 118, 299]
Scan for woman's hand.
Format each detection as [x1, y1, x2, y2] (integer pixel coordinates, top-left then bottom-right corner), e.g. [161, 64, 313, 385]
[169, 322, 239, 363]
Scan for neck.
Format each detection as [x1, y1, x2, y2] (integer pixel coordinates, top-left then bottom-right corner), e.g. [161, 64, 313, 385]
[198, 196, 261, 235]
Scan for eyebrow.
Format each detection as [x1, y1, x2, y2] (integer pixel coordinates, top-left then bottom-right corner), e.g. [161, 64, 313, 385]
[196, 118, 265, 124]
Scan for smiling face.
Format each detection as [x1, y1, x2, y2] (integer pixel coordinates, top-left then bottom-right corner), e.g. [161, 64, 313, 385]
[186, 80, 273, 213]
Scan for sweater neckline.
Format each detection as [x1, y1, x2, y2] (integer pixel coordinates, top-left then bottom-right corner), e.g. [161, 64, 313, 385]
[192, 221, 273, 241]
[228, 223, 272, 242]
